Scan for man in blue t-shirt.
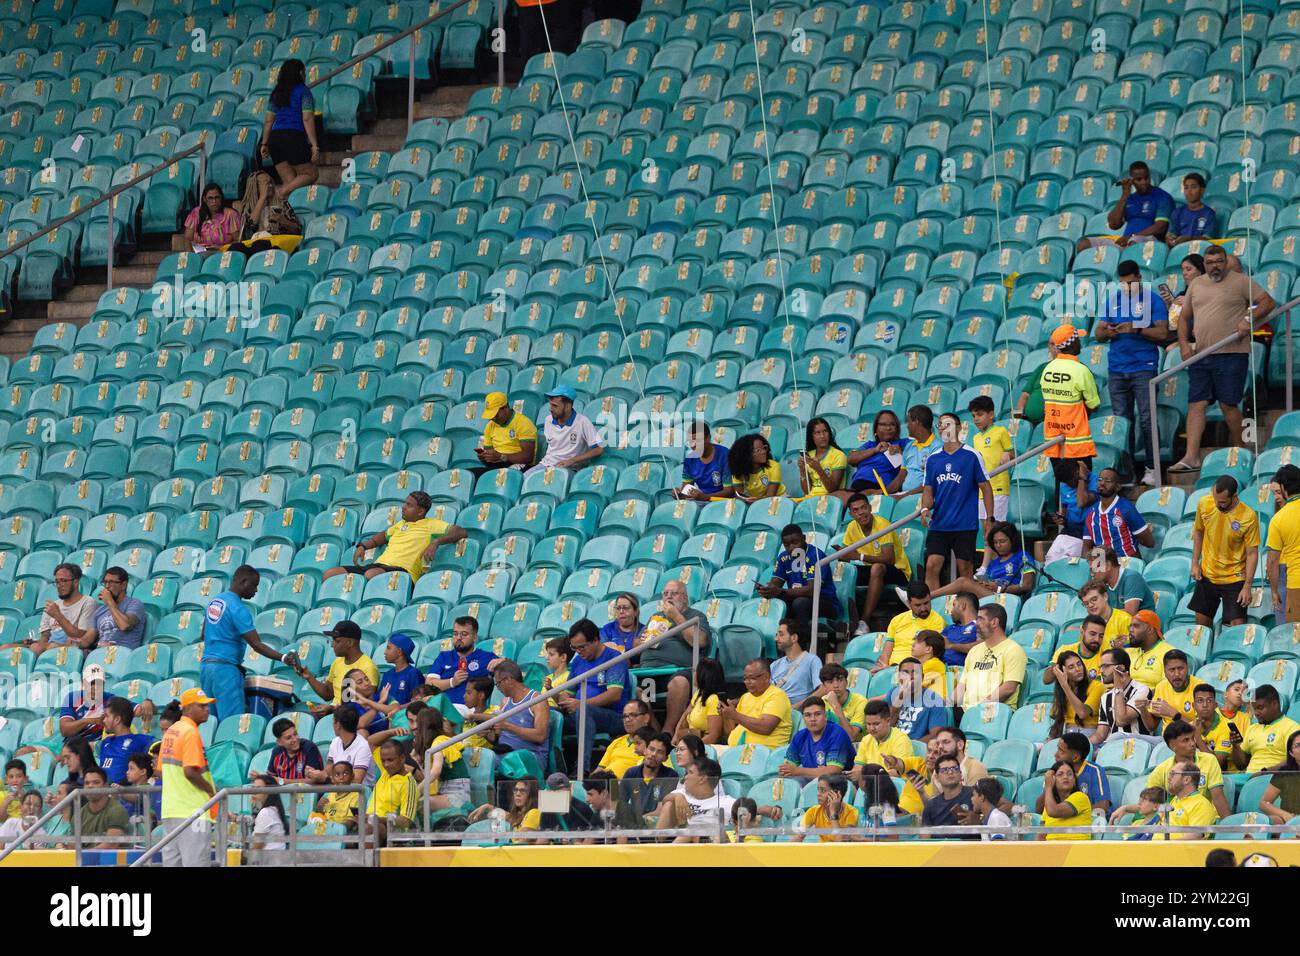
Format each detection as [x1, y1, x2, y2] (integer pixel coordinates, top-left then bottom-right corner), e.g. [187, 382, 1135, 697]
[200, 565, 299, 723]
[1166, 172, 1220, 248]
[1094, 261, 1170, 486]
[757, 523, 841, 626]
[378, 633, 423, 708]
[558, 619, 630, 773]
[1077, 160, 1173, 251]
[96, 697, 155, 785]
[921, 414, 994, 592]
[778, 696, 854, 781]
[426, 616, 499, 708]
[674, 419, 732, 501]
[941, 592, 980, 666]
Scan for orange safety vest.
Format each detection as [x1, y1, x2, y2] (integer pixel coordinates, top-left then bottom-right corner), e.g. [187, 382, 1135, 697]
[1039, 354, 1099, 459]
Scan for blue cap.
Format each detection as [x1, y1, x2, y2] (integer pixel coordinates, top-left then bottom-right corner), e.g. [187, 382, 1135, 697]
[388, 633, 416, 661]
[544, 384, 578, 402]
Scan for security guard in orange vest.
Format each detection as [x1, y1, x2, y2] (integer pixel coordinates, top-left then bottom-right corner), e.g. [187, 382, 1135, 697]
[1040, 325, 1101, 508]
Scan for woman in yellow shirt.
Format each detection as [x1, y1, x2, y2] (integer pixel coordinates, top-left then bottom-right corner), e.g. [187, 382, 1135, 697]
[468, 779, 541, 843]
[1048, 650, 1103, 737]
[729, 433, 786, 503]
[673, 659, 726, 745]
[1041, 762, 1092, 840]
[797, 417, 848, 499]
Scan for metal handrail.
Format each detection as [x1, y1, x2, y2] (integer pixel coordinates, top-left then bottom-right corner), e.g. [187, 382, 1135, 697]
[0, 785, 159, 861]
[1149, 294, 1300, 488]
[419, 614, 704, 833]
[808, 435, 1067, 655]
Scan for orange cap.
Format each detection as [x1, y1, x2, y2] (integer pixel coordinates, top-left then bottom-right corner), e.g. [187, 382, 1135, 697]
[1134, 609, 1162, 639]
[1050, 325, 1080, 347]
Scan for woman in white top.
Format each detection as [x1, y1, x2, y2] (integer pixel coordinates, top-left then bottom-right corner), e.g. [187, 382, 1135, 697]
[0, 791, 44, 844]
[250, 774, 288, 851]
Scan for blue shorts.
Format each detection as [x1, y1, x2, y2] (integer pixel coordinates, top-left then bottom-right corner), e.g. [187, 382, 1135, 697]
[1187, 352, 1249, 407]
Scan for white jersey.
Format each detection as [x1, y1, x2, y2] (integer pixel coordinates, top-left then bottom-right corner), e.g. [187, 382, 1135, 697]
[680, 789, 735, 837]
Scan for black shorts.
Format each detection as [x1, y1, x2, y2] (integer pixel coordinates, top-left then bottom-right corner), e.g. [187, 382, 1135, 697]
[340, 563, 408, 576]
[267, 128, 312, 166]
[1188, 577, 1247, 621]
[857, 563, 910, 590]
[924, 529, 978, 565]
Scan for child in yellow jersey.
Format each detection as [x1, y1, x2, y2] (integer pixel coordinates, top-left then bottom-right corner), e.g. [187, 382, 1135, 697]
[461, 676, 499, 748]
[312, 761, 360, 828]
[969, 396, 1013, 522]
[911, 630, 951, 701]
[1193, 680, 1250, 770]
[541, 638, 572, 710]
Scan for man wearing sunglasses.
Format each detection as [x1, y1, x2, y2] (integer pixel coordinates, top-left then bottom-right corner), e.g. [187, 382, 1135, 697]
[89, 566, 146, 650]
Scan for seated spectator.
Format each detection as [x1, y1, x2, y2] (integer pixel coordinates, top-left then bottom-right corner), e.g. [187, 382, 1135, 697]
[1126, 609, 1171, 689]
[474, 391, 537, 475]
[424, 616, 500, 709]
[58, 736, 98, 789]
[321, 492, 467, 583]
[889, 658, 948, 741]
[596, 699, 653, 779]
[1110, 786, 1168, 839]
[672, 658, 726, 745]
[1142, 650, 1197, 734]
[972, 777, 1013, 839]
[1039, 761, 1092, 841]
[722, 658, 793, 748]
[1232, 683, 1300, 774]
[909, 630, 951, 701]
[855, 763, 903, 821]
[260, 58, 319, 199]
[920, 412, 994, 593]
[639, 582, 712, 717]
[183, 183, 243, 249]
[850, 699, 913, 786]
[756, 524, 839, 629]
[968, 395, 1013, 522]
[459, 678, 499, 746]
[1050, 613, 1107, 686]
[0, 790, 44, 843]
[1148, 720, 1231, 819]
[671, 735, 709, 781]
[729, 797, 772, 843]
[306, 707, 371, 786]
[297, 620, 381, 715]
[559, 620, 629, 772]
[1154, 760, 1219, 840]
[261, 717, 324, 784]
[1079, 581, 1132, 649]
[778, 697, 854, 782]
[921, 755, 976, 835]
[414, 710, 472, 810]
[600, 593, 644, 652]
[78, 767, 128, 850]
[366, 740, 418, 845]
[1099, 548, 1156, 616]
[339, 668, 390, 735]
[620, 734, 679, 827]
[874, 580, 945, 672]
[1075, 160, 1173, 251]
[1044, 457, 1098, 563]
[813, 663, 868, 742]
[230, 170, 301, 252]
[89, 566, 146, 650]
[541, 639, 572, 709]
[311, 761, 360, 829]
[728, 433, 785, 503]
[469, 780, 541, 840]
[1260, 729, 1300, 824]
[1081, 470, 1154, 559]
[1165, 172, 1219, 248]
[2, 760, 29, 820]
[653, 757, 733, 843]
[1047, 650, 1103, 737]
[249, 774, 288, 852]
[930, 522, 1036, 600]
[28, 563, 98, 654]
[838, 492, 911, 633]
[673, 420, 732, 501]
[491, 660, 551, 773]
[795, 417, 848, 500]
[529, 386, 605, 475]
[771, 619, 822, 707]
[96, 697, 155, 785]
[898, 404, 939, 496]
[954, 604, 1027, 708]
[537, 773, 598, 839]
[1192, 680, 1249, 771]
[368, 634, 423, 716]
[796, 774, 860, 842]
[846, 409, 906, 496]
[1036, 732, 1112, 815]
[940, 591, 980, 665]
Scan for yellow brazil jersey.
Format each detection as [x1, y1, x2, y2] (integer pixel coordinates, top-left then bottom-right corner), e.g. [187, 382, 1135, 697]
[464, 704, 500, 747]
[959, 637, 1028, 707]
[973, 425, 1013, 496]
[727, 683, 793, 747]
[1062, 679, 1105, 729]
[842, 514, 911, 577]
[1147, 750, 1223, 800]
[830, 691, 868, 733]
[1153, 792, 1218, 839]
[921, 657, 951, 701]
[801, 802, 861, 840]
[327, 654, 381, 705]
[1042, 790, 1092, 840]
[1193, 495, 1260, 584]
[804, 446, 848, 497]
[1103, 609, 1132, 650]
[1202, 709, 1250, 760]
[686, 692, 721, 735]
[886, 608, 947, 666]
[1266, 497, 1300, 589]
[1128, 640, 1172, 689]
[598, 733, 643, 779]
[481, 410, 537, 460]
[1057, 641, 1105, 682]
[544, 672, 568, 709]
[1152, 679, 1197, 730]
[1243, 715, 1300, 772]
[733, 459, 785, 499]
[320, 790, 359, 825]
[367, 769, 418, 821]
[376, 517, 450, 581]
[853, 726, 913, 770]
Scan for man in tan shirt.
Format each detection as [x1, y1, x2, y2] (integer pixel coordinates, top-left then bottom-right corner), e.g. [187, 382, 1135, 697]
[1171, 245, 1275, 473]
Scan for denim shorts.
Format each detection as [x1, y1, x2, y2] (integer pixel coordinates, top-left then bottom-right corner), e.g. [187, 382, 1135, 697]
[1187, 352, 1249, 406]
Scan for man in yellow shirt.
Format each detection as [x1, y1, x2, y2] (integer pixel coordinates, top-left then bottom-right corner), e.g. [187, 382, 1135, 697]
[1232, 684, 1300, 773]
[1141, 650, 1196, 733]
[1190, 476, 1260, 628]
[1050, 613, 1106, 685]
[1266, 465, 1300, 623]
[367, 739, 418, 845]
[1125, 610, 1171, 690]
[814, 662, 868, 741]
[721, 658, 792, 747]
[1147, 720, 1231, 819]
[873, 581, 945, 671]
[475, 391, 537, 473]
[850, 699, 914, 788]
[1191, 681, 1250, 770]
[322, 491, 468, 583]
[969, 395, 1013, 522]
[955, 604, 1027, 708]
[1153, 760, 1219, 840]
[596, 700, 652, 779]
[839, 493, 911, 630]
[296, 620, 381, 709]
[1079, 581, 1132, 650]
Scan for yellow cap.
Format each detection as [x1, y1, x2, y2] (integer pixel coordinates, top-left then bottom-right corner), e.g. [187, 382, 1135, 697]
[179, 687, 216, 707]
[482, 392, 508, 419]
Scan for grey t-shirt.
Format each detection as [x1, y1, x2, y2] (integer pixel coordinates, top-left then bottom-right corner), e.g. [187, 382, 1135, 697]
[638, 608, 712, 669]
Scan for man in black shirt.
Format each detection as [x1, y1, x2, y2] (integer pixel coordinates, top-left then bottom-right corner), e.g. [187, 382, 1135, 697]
[921, 755, 975, 838]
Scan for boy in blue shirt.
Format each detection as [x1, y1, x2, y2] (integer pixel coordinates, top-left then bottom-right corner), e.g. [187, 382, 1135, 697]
[1166, 172, 1219, 248]
[96, 697, 155, 785]
[378, 633, 423, 709]
[778, 696, 854, 781]
[675, 419, 732, 501]
[920, 413, 994, 592]
[757, 524, 841, 627]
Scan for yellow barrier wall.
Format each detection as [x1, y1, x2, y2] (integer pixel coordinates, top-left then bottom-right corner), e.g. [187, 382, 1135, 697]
[381, 841, 1300, 868]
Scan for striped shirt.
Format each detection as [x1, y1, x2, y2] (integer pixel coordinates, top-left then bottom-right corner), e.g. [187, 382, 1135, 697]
[1083, 496, 1149, 557]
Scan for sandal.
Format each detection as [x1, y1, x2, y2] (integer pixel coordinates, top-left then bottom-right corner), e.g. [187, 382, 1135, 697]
[1166, 461, 1201, 473]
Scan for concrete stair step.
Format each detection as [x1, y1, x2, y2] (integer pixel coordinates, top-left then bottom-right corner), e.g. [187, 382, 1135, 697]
[351, 133, 406, 153]
[47, 300, 99, 322]
[370, 117, 408, 136]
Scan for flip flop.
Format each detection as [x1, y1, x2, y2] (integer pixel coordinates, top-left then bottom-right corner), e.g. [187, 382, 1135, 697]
[1167, 461, 1201, 473]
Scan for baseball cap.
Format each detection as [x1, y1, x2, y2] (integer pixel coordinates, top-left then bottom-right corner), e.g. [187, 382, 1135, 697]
[325, 620, 362, 642]
[388, 632, 416, 661]
[1049, 324, 1080, 347]
[545, 772, 571, 790]
[1134, 609, 1162, 639]
[482, 391, 508, 419]
[544, 384, 577, 402]
[83, 663, 105, 683]
[179, 687, 216, 707]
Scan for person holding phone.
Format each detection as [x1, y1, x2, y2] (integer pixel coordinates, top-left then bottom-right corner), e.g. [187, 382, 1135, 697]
[1075, 160, 1173, 251]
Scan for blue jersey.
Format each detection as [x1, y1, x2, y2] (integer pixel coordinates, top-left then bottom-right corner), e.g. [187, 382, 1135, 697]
[851, 442, 903, 488]
[429, 648, 498, 706]
[1077, 760, 1113, 807]
[202, 590, 255, 665]
[1083, 497, 1149, 557]
[569, 645, 630, 707]
[924, 445, 989, 532]
[890, 686, 949, 739]
[784, 722, 854, 770]
[1059, 471, 1099, 537]
[985, 550, 1030, 588]
[942, 620, 977, 666]
[599, 620, 643, 652]
[98, 733, 154, 785]
[900, 434, 938, 493]
[60, 690, 119, 741]
[378, 665, 423, 708]
[271, 83, 315, 132]
[774, 543, 839, 610]
[1102, 286, 1168, 375]
[341, 700, 389, 734]
[1122, 186, 1174, 235]
[1169, 203, 1218, 239]
[682, 445, 731, 496]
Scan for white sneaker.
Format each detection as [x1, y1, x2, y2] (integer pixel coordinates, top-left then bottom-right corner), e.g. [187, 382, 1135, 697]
[894, 586, 909, 604]
[853, 621, 870, 637]
[1141, 467, 1159, 486]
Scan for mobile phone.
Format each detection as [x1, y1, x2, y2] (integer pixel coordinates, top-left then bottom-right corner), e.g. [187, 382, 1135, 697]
[1157, 283, 1172, 298]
